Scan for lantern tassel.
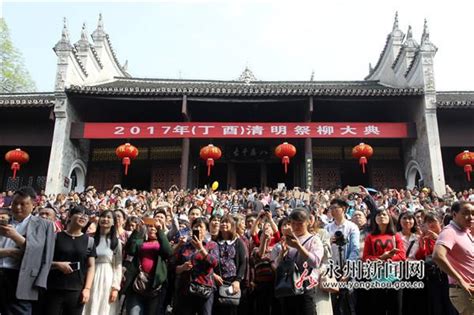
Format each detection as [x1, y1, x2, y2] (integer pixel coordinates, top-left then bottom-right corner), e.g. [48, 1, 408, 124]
[282, 156, 290, 174]
[207, 158, 214, 176]
[359, 157, 367, 174]
[122, 157, 131, 176]
[465, 164, 472, 181]
[11, 162, 20, 179]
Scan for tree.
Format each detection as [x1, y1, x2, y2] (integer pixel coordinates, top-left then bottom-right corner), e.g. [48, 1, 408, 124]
[0, 18, 36, 93]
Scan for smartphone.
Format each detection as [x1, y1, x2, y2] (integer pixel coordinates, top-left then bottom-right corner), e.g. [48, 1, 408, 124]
[192, 229, 200, 240]
[347, 186, 360, 194]
[143, 217, 155, 226]
[69, 262, 80, 271]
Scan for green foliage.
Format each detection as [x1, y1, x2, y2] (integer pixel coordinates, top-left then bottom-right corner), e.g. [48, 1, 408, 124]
[0, 18, 36, 92]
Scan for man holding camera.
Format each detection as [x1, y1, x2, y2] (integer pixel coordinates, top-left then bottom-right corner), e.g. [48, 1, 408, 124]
[325, 198, 360, 315]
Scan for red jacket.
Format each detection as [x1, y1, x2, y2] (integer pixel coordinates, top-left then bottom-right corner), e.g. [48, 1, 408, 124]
[362, 233, 406, 261]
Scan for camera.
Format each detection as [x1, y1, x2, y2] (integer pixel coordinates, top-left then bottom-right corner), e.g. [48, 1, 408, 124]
[334, 231, 347, 247]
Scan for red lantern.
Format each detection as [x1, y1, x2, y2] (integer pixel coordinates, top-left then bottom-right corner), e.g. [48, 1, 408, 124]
[275, 142, 297, 174]
[455, 150, 474, 181]
[115, 143, 139, 175]
[5, 148, 29, 179]
[200, 144, 222, 176]
[352, 143, 373, 174]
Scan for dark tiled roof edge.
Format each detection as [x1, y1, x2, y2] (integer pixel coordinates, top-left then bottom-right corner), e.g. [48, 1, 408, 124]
[0, 93, 55, 108]
[66, 83, 423, 97]
[436, 91, 474, 109]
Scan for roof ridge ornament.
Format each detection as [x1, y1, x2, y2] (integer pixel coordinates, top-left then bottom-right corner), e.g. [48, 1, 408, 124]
[53, 17, 73, 52]
[391, 11, 404, 39]
[421, 18, 430, 43]
[420, 19, 437, 52]
[404, 25, 419, 48]
[92, 13, 107, 41]
[75, 23, 90, 50]
[238, 66, 257, 84]
[393, 11, 399, 32]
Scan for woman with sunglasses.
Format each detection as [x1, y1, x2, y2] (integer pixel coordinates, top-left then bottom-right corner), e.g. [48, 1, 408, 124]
[46, 206, 97, 315]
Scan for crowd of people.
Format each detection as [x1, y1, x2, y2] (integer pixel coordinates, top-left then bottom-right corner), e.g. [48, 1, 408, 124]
[0, 183, 472, 315]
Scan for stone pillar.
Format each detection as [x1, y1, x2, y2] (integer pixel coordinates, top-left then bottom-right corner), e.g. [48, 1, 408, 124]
[45, 96, 89, 194]
[404, 40, 445, 195]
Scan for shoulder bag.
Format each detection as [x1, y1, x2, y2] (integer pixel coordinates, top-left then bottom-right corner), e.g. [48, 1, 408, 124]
[216, 241, 241, 306]
[274, 235, 314, 298]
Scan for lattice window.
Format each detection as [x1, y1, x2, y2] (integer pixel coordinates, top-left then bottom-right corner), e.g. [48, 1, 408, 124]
[149, 147, 182, 160]
[370, 166, 405, 190]
[343, 147, 401, 160]
[151, 165, 180, 189]
[313, 167, 341, 190]
[87, 167, 122, 192]
[36, 176, 46, 190]
[371, 147, 401, 160]
[312, 147, 342, 160]
[91, 148, 149, 161]
[6, 177, 21, 191]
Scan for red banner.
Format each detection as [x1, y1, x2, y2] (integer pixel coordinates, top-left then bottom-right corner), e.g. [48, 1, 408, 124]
[78, 122, 413, 139]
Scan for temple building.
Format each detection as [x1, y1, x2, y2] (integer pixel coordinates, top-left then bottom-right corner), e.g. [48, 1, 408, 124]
[0, 13, 472, 195]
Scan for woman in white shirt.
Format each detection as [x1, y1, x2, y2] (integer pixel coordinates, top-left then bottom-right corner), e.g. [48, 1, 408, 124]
[83, 210, 122, 315]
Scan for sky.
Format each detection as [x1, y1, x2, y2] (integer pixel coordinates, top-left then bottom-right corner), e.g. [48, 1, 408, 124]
[2, 0, 474, 92]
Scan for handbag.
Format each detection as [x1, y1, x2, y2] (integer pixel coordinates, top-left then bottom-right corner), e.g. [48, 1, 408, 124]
[189, 281, 213, 298]
[217, 282, 242, 305]
[318, 270, 339, 293]
[274, 236, 314, 298]
[132, 268, 162, 297]
[216, 242, 241, 305]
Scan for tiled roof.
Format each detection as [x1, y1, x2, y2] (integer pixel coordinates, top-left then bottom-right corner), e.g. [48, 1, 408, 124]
[67, 77, 424, 97]
[437, 91, 474, 109]
[0, 93, 55, 108]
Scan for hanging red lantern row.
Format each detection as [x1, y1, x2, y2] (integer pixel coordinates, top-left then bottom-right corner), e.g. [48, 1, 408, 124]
[200, 144, 222, 176]
[5, 148, 29, 179]
[115, 143, 139, 175]
[352, 143, 373, 174]
[275, 142, 296, 174]
[455, 150, 474, 181]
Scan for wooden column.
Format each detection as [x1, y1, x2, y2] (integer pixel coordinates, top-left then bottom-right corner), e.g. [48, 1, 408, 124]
[304, 97, 314, 190]
[180, 95, 190, 189]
